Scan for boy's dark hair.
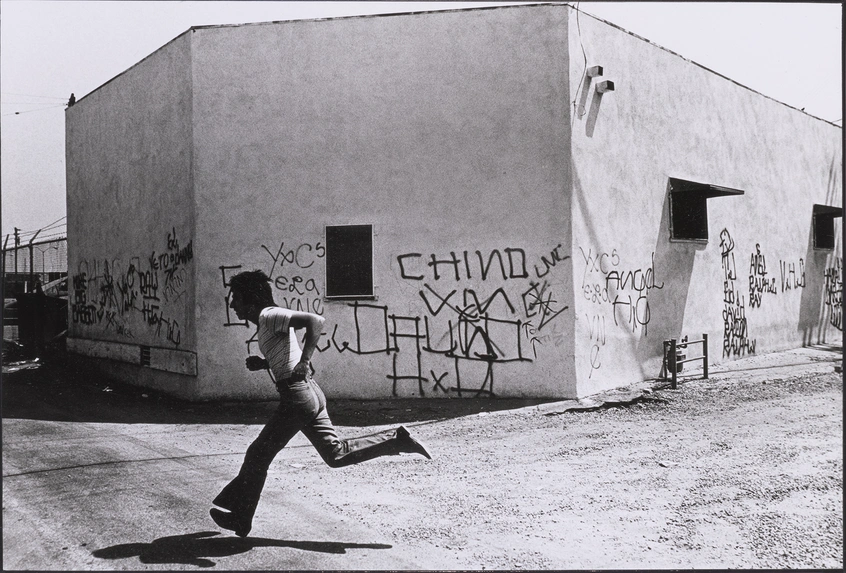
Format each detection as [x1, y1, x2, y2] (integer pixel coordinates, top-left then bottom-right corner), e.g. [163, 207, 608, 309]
[229, 270, 275, 307]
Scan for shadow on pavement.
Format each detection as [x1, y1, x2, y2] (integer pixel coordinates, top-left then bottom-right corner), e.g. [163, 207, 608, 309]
[91, 530, 392, 568]
[1, 351, 557, 427]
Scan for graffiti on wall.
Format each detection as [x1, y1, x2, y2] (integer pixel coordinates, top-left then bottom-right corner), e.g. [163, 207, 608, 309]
[72, 227, 193, 347]
[721, 229, 755, 358]
[748, 244, 778, 308]
[779, 258, 806, 292]
[221, 243, 571, 397]
[747, 242, 806, 308]
[579, 247, 664, 335]
[578, 246, 664, 378]
[824, 257, 842, 330]
[262, 240, 326, 314]
[218, 230, 837, 392]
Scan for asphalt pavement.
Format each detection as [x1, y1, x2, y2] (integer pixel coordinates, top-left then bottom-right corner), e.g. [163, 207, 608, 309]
[2, 346, 557, 571]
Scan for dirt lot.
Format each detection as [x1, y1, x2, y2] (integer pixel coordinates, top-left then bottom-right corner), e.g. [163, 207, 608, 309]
[295, 363, 843, 569]
[2, 345, 842, 569]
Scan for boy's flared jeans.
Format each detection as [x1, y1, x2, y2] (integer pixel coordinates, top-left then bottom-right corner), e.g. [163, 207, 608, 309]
[213, 376, 407, 523]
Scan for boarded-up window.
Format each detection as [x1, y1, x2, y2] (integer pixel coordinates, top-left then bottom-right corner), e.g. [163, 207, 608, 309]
[325, 224, 374, 298]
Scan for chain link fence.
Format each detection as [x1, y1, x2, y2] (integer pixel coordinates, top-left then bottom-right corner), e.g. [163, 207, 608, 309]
[2, 237, 68, 342]
[2, 237, 67, 288]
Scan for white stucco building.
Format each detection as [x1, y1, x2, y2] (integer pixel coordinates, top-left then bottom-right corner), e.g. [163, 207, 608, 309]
[66, 4, 842, 401]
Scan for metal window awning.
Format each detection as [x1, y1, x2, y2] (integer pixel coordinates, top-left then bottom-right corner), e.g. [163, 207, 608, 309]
[813, 204, 843, 217]
[669, 177, 745, 198]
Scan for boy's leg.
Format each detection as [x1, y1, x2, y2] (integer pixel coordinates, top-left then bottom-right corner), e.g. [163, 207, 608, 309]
[300, 380, 432, 467]
[212, 401, 311, 528]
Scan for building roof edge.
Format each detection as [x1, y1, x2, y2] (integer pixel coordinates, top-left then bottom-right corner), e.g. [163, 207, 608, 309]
[72, 28, 194, 106]
[572, 4, 841, 128]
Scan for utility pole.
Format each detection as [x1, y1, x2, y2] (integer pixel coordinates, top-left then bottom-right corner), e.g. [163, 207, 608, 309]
[1, 234, 8, 301]
[28, 230, 41, 291]
[14, 227, 20, 280]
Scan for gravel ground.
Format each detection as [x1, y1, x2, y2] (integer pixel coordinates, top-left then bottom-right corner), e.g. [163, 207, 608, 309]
[272, 367, 842, 569]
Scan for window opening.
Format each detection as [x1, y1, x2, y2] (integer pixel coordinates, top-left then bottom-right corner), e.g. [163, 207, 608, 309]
[325, 224, 374, 298]
[813, 204, 843, 250]
[668, 178, 745, 242]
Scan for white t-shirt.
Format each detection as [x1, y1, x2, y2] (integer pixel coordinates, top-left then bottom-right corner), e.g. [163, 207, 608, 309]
[257, 306, 302, 381]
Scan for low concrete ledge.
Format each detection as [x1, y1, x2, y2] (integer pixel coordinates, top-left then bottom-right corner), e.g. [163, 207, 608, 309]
[67, 337, 197, 376]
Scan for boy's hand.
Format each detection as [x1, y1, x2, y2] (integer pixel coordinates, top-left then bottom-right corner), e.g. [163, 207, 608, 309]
[245, 356, 268, 371]
[290, 360, 311, 381]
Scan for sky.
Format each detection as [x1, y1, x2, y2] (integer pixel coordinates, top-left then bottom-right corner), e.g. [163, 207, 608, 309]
[1, 1, 842, 244]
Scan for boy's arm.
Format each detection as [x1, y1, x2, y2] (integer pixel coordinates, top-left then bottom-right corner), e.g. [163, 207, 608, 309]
[287, 311, 326, 378]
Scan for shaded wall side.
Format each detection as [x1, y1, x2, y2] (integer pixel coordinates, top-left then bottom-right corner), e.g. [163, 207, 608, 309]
[192, 6, 575, 400]
[65, 34, 198, 395]
[568, 11, 842, 397]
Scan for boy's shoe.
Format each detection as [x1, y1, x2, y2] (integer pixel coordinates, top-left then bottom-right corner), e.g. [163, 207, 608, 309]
[209, 508, 252, 538]
[396, 426, 433, 460]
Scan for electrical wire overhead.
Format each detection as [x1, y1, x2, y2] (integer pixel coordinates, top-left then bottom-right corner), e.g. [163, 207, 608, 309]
[2, 104, 67, 116]
[10, 217, 68, 239]
[1, 91, 69, 115]
[15, 225, 67, 239]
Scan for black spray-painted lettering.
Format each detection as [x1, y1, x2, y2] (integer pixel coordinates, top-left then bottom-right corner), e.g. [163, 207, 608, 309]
[720, 229, 756, 358]
[397, 248, 528, 282]
[748, 244, 777, 308]
[824, 258, 842, 330]
[72, 228, 192, 347]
